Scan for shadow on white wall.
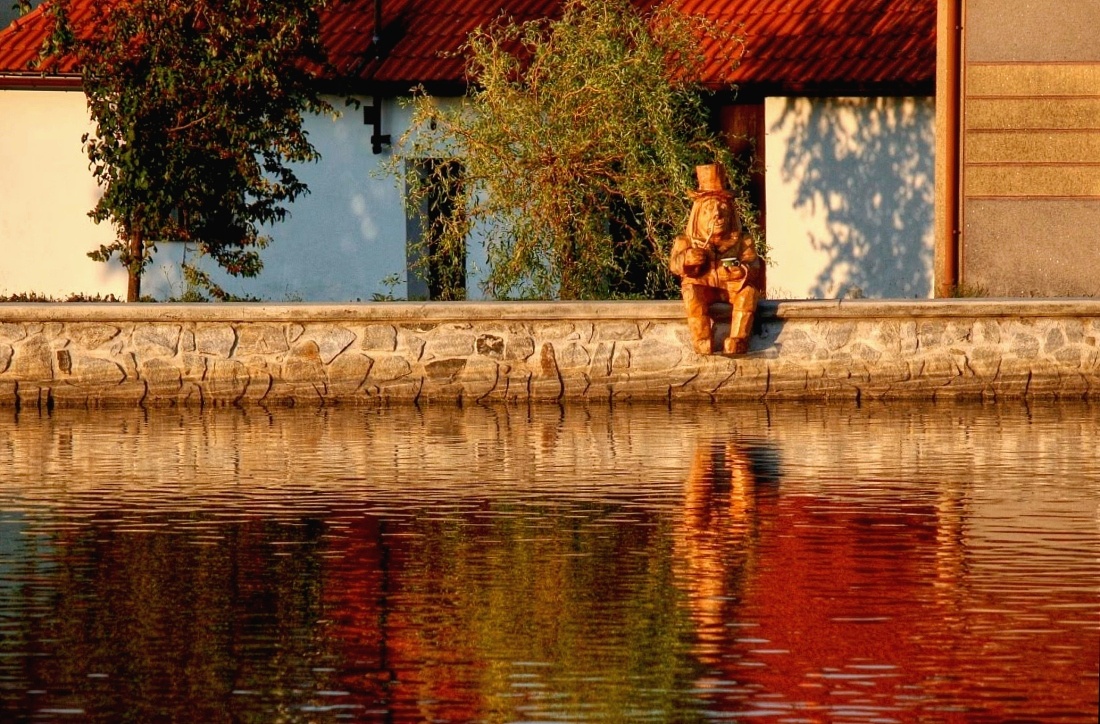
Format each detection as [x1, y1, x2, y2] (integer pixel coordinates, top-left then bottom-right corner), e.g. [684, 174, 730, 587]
[766, 97, 935, 300]
[146, 99, 410, 301]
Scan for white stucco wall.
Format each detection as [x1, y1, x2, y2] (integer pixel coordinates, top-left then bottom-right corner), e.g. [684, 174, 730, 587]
[0, 89, 126, 298]
[764, 96, 936, 300]
[3, 89, 935, 302]
[0, 92, 452, 302]
[146, 96, 417, 302]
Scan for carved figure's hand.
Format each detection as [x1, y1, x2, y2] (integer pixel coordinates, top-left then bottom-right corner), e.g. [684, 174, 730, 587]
[682, 247, 710, 277]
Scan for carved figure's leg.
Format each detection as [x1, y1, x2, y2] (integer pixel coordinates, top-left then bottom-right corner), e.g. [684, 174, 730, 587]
[682, 284, 716, 354]
[723, 285, 759, 355]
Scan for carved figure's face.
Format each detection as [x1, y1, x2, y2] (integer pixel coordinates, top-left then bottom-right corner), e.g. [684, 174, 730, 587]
[697, 199, 734, 237]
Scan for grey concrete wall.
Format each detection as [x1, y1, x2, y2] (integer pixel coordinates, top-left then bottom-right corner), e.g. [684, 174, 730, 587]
[1, 300, 1098, 407]
[965, 0, 1100, 63]
[958, 0, 1100, 297]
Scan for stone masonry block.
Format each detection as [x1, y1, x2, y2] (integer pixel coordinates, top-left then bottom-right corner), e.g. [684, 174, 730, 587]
[823, 321, 854, 350]
[1011, 333, 1041, 360]
[302, 326, 355, 365]
[476, 334, 505, 359]
[458, 357, 499, 401]
[240, 371, 274, 404]
[775, 327, 815, 357]
[284, 341, 325, 383]
[71, 324, 121, 350]
[594, 322, 641, 342]
[195, 327, 236, 357]
[589, 342, 614, 378]
[9, 335, 53, 381]
[1044, 326, 1067, 354]
[369, 356, 412, 382]
[236, 325, 288, 356]
[397, 332, 426, 362]
[0, 323, 27, 343]
[327, 353, 373, 396]
[71, 355, 126, 386]
[423, 333, 476, 360]
[558, 342, 591, 369]
[360, 325, 398, 351]
[424, 358, 467, 384]
[630, 338, 683, 373]
[133, 325, 181, 357]
[206, 359, 249, 402]
[141, 358, 183, 396]
[530, 343, 563, 400]
[505, 335, 536, 361]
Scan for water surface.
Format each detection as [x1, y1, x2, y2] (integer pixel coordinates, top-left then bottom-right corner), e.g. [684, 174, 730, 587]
[1, 401, 1097, 722]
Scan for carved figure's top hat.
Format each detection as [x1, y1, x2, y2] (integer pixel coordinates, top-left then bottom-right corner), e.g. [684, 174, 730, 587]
[689, 163, 735, 200]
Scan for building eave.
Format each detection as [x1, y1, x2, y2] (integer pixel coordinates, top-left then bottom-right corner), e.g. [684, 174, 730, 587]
[0, 72, 81, 90]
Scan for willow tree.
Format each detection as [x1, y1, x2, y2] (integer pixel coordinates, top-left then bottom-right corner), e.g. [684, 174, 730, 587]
[394, 0, 756, 300]
[41, 0, 333, 301]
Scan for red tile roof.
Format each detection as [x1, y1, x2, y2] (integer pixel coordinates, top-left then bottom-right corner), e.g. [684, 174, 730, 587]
[683, 0, 935, 91]
[0, 0, 935, 93]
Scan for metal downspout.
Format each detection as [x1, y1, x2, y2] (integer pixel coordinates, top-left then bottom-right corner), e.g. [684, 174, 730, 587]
[936, 0, 963, 296]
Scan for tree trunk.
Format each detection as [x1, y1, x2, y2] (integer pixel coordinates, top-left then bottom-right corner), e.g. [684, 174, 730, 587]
[558, 229, 579, 300]
[126, 228, 143, 302]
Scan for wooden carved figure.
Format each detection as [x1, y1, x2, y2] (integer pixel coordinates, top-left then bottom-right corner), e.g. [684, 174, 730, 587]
[669, 163, 763, 355]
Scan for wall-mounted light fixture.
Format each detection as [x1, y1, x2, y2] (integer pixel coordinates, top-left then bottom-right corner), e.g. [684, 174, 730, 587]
[364, 96, 390, 155]
[363, 0, 391, 154]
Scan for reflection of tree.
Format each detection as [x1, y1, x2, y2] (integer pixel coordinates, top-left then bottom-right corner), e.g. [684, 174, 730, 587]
[0, 516, 337, 720]
[772, 97, 935, 298]
[326, 505, 704, 720]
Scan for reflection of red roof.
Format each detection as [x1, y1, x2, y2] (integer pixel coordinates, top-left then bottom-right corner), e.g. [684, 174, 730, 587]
[0, 0, 935, 92]
[719, 494, 1100, 720]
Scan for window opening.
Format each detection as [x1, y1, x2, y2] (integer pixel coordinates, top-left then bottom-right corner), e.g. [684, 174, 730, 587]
[405, 159, 466, 301]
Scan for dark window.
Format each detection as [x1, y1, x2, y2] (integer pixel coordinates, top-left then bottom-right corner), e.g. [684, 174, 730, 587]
[405, 159, 466, 301]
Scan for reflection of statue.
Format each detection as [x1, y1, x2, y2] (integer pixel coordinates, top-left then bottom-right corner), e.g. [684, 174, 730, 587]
[669, 164, 763, 355]
[676, 439, 758, 666]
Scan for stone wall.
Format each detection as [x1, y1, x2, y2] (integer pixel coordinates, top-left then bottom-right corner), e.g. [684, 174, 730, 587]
[1, 299, 1098, 407]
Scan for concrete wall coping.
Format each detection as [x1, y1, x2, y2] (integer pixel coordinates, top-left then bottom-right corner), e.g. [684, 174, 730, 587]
[2, 298, 1099, 324]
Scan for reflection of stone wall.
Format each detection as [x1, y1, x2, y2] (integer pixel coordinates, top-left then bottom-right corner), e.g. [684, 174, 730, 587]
[1, 299, 1098, 407]
[3, 402, 1094, 511]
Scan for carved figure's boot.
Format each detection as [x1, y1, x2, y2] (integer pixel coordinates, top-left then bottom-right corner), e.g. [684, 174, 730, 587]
[723, 286, 758, 355]
[689, 314, 714, 355]
[683, 286, 715, 354]
[723, 317, 754, 353]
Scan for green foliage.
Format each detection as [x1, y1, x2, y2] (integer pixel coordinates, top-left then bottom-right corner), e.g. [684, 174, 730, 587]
[947, 281, 989, 298]
[392, 0, 757, 300]
[0, 291, 124, 303]
[371, 272, 405, 302]
[40, 0, 334, 301]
